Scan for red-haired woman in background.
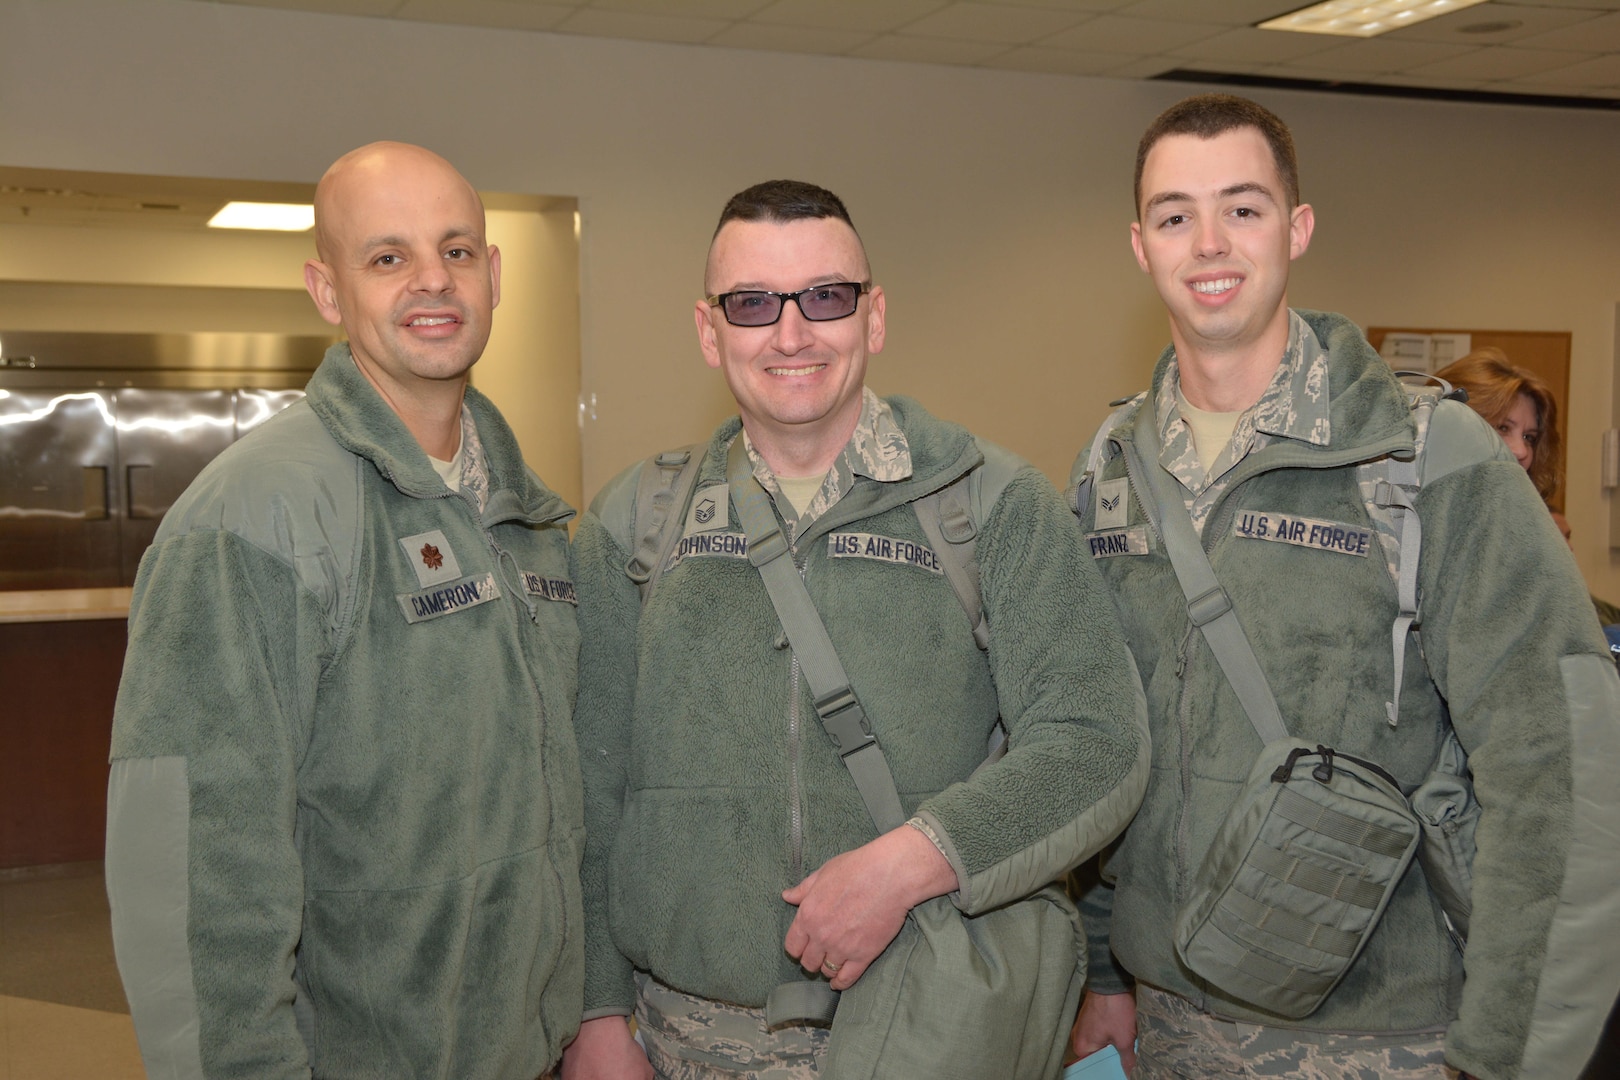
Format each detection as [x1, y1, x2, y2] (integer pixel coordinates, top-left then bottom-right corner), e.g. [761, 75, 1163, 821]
[1437, 348, 1619, 625]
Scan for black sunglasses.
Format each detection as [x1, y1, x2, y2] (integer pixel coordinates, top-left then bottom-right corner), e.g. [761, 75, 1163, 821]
[706, 281, 871, 327]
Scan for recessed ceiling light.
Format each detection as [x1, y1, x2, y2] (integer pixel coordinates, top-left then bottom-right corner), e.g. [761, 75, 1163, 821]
[1259, 0, 1489, 38]
[207, 201, 315, 231]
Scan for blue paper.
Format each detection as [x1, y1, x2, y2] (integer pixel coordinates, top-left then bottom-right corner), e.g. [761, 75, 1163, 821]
[1063, 1042, 1128, 1080]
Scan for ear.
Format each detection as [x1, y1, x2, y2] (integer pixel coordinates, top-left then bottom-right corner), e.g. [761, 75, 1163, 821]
[303, 260, 344, 327]
[487, 244, 502, 310]
[1130, 221, 1150, 274]
[695, 299, 722, 370]
[865, 285, 886, 355]
[1289, 203, 1315, 261]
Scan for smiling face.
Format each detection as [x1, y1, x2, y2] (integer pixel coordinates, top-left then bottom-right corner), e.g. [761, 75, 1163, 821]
[303, 143, 500, 410]
[696, 217, 884, 461]
[1131, 127, 1314, 375]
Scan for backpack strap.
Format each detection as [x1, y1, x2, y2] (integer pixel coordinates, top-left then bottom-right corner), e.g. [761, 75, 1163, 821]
[911, 438, 1024, 652]
[1069, 396, 1144, 520]
[624, 444, 705, 600]
[1365, 375, 1498, 729]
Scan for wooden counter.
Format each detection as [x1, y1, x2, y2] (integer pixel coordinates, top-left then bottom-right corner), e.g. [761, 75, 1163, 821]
[0, 587, 132, 624]
[1, 590, 130, 868]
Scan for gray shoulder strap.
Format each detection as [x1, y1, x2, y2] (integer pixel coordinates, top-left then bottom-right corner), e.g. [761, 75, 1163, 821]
[1125, 401, 1289, 746]
[911, 438, 1024, 652]
[1368, 380, 1502, 729]
[625, 444, 705, 601]
[1069, 397, 1144, 520]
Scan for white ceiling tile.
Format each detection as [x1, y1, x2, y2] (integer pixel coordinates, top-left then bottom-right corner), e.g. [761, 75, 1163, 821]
[706, 22, 877, 54]
[1040, 13, 1225, 53]
[1103, 55, 1185, 77]
[210, 0, 404, 14]
[1117, 0, 1301, 26]
[972, 0, 1134, 11]
[848, 34, 1011, 63]
[976, 44, 1138, 73]
[1407, 44, 1593, 78]
[1169, 27, 1346, 64]
[587, 0, 771, 17]
[1289, 38, 1480, 73]
[1500, 0, 1620, 8]
[394, 0, 576, 31]
[1509, 51, 1620, 84]
[554, 7, 728, 44]
[1383, 2, 1603, 44]
[1515, 11, 1620, 49]
[899, 3, 1093, 44]
[749, 0, 952, 33]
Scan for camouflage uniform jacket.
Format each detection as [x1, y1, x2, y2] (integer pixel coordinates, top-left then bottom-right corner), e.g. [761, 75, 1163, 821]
[571, 394, 1149, 1017]
[1070, 309, 1620, 1080]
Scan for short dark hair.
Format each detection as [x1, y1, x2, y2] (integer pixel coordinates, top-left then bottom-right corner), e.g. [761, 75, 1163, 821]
[712, 179, 857, 238]
[1134, 94, 1300, 214]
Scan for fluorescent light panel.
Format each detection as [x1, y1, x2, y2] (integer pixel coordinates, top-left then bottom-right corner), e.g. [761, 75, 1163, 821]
[1260, 0, 1489, 38]
[207, 201, 315, 231]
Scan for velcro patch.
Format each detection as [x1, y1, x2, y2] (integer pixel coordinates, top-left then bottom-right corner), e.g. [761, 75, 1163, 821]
[827, 532, 942, 574]
[1087, 525, 1149, 558]
[398, 572, 502, 624]
[522, 572, 578, 605]
[1095, 477, 1130, 530]
[399, 529, 462, 588]
[685, 484, 730, 534]
[663, 531, 750, 572]
[1234, 511, 1372, 558]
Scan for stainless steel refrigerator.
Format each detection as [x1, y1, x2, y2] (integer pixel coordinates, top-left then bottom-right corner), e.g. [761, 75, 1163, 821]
[1, 330, 331, 590]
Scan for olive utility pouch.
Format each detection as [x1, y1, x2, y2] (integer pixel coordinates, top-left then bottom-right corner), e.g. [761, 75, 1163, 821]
[1409, 727, 1479, 943]
[1173, 742, 1422, 1019]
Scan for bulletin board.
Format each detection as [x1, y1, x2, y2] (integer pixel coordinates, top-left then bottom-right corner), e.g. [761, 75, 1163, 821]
[1366, 327, 1571, 513]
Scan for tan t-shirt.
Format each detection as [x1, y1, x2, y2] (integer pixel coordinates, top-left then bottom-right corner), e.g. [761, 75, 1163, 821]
[1176, 387, 1243, 477]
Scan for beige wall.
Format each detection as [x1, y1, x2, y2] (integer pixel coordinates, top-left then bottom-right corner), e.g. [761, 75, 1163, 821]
[5, 0, 1620, 594]
[474, 206, 583, 511]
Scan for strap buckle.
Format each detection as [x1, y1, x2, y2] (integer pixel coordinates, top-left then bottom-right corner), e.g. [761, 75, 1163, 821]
[1187, 584, 1232, 627]
[814, 688, 876, 756]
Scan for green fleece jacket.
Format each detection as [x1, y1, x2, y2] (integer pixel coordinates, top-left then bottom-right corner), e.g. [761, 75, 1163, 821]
[105, 345, 585, 1080]
[570, 397, 1150, 1015]
[1072, 311, 1620, 1080]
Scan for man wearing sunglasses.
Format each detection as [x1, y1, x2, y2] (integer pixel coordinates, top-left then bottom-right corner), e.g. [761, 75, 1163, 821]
[562, 180, 1149, 1078]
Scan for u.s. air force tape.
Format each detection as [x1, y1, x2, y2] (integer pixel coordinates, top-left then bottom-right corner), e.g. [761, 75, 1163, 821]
[522, 571, 578, 605]
[398, 572, 502, 623]
[826, 532, 941, 574]
[1233, 511, 1372, 557]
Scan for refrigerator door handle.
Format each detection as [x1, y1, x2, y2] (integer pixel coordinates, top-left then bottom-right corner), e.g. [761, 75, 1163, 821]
[82, 466, 110, 521]
[126, 463, 157, 520]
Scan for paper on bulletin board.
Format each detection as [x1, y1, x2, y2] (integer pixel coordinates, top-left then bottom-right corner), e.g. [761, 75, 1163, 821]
[1378, 332, 1472, 374]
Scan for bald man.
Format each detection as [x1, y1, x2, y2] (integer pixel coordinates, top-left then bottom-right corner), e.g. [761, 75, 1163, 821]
[106, 142, 585, 1080]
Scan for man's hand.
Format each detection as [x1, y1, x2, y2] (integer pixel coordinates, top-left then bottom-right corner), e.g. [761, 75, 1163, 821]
[782, 824, 958, 991]
[559, 1016, 652, 1080]
[1071, 989, 1137, 1075]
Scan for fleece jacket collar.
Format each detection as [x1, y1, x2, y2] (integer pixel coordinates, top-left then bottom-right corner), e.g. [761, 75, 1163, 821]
[1108, 311, 1420, 504]
[706, 394, 982, 547]
[304, 343, 573, 528]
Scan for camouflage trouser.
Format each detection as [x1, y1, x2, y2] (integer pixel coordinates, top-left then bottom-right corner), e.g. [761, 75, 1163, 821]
[634, 973, 829, 1079]
[1134, 985, 1459, 1079]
